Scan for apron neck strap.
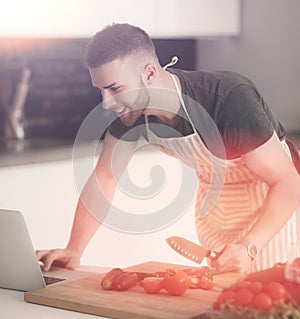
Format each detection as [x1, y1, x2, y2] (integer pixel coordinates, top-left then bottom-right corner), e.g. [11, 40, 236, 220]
[169, 73, 196, 131]
[163, 56, 178, 69]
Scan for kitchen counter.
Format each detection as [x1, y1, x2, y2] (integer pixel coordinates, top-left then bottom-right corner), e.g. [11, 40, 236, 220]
[0, 138, 102, 167]
[0, 288, 104, 319]
[1, 266, 109, 319]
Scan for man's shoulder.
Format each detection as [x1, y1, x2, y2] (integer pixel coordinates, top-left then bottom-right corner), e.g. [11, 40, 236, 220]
[181, 69, 252, 85]
[170, 68, 254, 95]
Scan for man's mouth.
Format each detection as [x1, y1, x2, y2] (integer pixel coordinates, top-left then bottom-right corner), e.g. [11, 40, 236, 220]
[115, 105, 127, 115]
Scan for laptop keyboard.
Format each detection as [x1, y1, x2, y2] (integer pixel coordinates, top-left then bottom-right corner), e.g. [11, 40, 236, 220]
[43, 276, 66, 286]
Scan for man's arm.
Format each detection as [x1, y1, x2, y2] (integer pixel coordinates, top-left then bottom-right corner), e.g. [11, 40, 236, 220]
[241, 131, 300, 249]
[212, 131, 300, 272]
[37, 131, 139, 270]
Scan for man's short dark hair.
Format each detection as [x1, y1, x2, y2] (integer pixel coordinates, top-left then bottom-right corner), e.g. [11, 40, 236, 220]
[85, 23, 157, 68]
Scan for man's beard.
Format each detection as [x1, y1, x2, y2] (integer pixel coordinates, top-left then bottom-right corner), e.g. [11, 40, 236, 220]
[119, 84, 150, 127]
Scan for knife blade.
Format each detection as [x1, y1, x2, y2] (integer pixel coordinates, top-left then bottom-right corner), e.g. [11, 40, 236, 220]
[166, 236, 219, 265]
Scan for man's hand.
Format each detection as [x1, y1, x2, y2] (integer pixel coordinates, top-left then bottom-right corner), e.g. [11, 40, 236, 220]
[36, 248, 81, 272]
[210, 243, 252, 274]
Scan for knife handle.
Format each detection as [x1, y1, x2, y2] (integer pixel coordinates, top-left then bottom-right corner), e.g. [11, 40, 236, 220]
[208, 250, 218, 260]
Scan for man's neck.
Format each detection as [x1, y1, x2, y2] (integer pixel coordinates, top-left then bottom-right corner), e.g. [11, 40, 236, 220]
[144, 70, 182, 125]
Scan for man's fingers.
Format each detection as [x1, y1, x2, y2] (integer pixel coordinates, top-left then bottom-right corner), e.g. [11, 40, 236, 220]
[211, 254, 250, 273]
[37, 249, 62, 271]
[35, 249, 78, 271]
[35, 249, 50, 261]
[43, 252, 61, 271]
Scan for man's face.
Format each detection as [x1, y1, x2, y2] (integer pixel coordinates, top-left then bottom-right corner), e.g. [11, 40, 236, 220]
[89, 57, 150, 126]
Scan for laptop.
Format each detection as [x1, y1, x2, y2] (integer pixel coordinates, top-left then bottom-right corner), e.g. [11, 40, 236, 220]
[0, 209, 100, 292]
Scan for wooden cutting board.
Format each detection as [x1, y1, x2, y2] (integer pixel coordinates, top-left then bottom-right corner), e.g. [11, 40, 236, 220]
[24, 261, 243, 319]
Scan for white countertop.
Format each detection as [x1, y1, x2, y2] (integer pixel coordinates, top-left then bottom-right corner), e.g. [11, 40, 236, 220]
[1, 266, 110, 319]
[0, 288, 107, 319]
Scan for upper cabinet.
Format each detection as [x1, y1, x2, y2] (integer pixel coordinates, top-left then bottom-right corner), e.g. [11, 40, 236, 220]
[0, 0, 240, 38]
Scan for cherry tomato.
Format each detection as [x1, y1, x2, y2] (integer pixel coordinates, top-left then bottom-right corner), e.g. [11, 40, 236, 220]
[101, 268, 124, 290]
[249, 281, 263, 294]
[253, 292, 273, 311]
[235, 287, 254, 307]
[112, 272, 138, 291]
[142, 277, 164, 294]
[189, 276, 213, 290]
[163, 270, 190, 296]
[264, 281, 287, 301]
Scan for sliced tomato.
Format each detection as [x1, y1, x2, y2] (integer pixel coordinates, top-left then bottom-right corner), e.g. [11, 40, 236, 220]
[142, 277, 164, 294]
[163, 270, 190, 296]
[184, 266, 213, 280]
[189, 275, 213, 290]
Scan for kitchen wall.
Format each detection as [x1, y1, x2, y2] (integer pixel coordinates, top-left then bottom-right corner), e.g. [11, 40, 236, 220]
[196, 0, 300, 133]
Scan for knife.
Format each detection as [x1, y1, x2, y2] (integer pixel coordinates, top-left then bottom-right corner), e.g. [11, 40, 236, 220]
[166, 236, 219, 265]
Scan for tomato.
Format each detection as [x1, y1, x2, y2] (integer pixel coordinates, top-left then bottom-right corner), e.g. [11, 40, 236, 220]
[101, 268, 124, 290]
[235, 287, 254, 307]
[142, 277, 164, 294]
[264, 281, 287, 301]
[189, 276, 213, 290]
[253, 292, 273, 311]
[249, 281, 263, 294]
[184, 266, 213, 280]
[163, 270, 190, 296]
[111, 272, 138, 291]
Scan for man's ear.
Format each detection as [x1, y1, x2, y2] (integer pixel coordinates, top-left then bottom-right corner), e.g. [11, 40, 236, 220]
[142, 64, 156, 85]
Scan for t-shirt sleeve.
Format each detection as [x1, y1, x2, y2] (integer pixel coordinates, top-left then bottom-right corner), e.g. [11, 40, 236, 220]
[218, 84, 274, 158]
[108, 115, 146, 141]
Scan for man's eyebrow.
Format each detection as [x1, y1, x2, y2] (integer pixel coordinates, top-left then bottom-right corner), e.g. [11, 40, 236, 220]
[103, 82, 118, 89]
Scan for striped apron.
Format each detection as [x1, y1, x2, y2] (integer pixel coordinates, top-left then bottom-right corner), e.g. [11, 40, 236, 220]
[145, 73, 298, 273]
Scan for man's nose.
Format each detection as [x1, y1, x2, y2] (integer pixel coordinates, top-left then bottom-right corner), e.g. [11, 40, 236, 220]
[101, 91, 116, 110]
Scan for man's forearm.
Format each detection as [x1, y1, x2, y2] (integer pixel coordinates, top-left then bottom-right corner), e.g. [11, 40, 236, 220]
[66, 199, 101, 255]
[66, 170, 117, 255]
[245, 178, 300, 251]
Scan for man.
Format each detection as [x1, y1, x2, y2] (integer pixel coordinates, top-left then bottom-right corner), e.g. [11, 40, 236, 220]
[37, 23, 300, 274]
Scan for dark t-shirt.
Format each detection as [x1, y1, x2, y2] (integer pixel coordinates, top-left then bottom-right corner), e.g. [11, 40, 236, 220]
[108, 69, 286, 159]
